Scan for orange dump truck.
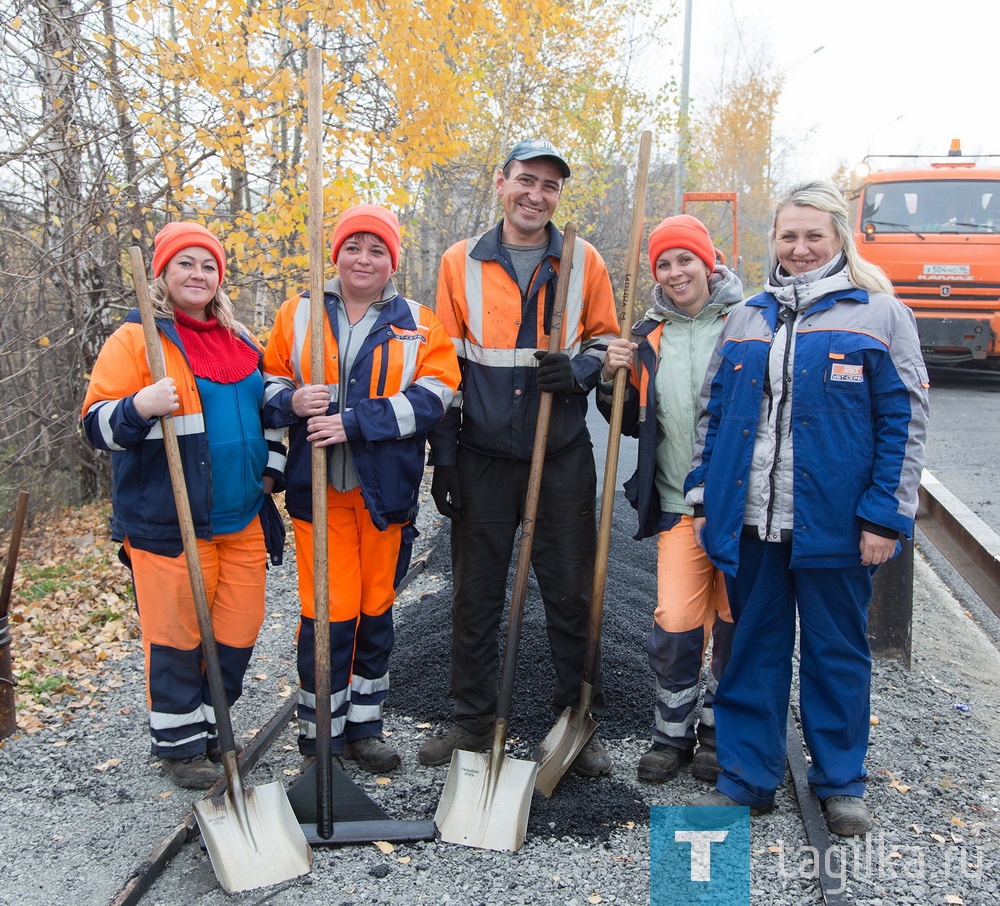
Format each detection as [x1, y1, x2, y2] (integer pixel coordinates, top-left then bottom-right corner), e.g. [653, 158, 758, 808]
[854, 141, 1000, 369]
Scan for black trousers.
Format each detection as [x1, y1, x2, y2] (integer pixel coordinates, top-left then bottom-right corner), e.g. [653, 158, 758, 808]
[450, 444, 605, 733]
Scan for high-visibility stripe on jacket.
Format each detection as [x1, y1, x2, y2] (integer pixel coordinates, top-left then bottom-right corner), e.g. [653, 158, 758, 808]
[429, 221, 619, 464]
[81, 311, 285, 555]
[262, 284, 461, 529]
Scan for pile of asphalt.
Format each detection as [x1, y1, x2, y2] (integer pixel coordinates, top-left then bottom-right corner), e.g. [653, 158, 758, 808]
[1, 488, 998, 905]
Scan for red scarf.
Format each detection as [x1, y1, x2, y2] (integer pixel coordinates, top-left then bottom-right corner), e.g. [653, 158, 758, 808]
[174, 310, 259, 383]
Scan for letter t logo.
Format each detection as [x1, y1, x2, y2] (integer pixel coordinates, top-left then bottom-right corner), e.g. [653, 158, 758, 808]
[675, 830, 729, 881]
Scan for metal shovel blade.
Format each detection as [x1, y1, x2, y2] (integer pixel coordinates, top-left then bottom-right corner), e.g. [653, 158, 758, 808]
[534, 706, 598, 798]
[434, 748, 538, 852]
[194, 780, 313, 894]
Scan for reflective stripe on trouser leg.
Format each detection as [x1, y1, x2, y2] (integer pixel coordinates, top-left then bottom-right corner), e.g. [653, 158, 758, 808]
[650, 517, 732, 749]
[345, 609, 394, 741]
[646, 624, 702, 746]
[125, 522, 266, 759]
[714, 537, 796, 808]
[698, 615, 735, 748]
[291, 488, 402, 753]
[295, 616, 353, 753]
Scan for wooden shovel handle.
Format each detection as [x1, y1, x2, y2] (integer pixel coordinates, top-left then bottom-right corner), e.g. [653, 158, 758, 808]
[494, 223, 578, 726]
[305, 45, 334, 840]
[1, 491, 29, 620]
[583, 130, 653, 685]
[128, 246, 240, 764]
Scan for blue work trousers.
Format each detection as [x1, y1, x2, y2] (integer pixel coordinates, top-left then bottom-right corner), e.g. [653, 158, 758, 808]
[714, 536, 874, 808]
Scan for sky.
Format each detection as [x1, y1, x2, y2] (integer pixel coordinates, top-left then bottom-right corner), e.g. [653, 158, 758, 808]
[654, 0, 1000, 182]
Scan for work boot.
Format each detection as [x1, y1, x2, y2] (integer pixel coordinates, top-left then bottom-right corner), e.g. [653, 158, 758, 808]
[417, 725, 492, 766]
[636, 742, 692, 784]
[161, 754, 220, 790]
[572, 736, 612, 778]
[345, 736, 402, 774]
[689, 788, 774, 817]
[691, 745, 722, 783]
[823, 796, 872, 836]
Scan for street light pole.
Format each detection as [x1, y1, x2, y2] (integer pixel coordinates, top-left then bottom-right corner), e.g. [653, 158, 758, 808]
[674, 0, 692, 212]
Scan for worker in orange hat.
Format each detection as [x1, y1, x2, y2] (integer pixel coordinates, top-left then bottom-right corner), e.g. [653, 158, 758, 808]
[263, 204, 460, 774]
[600, 214, 743, 787]
[82, 221, 286, 790]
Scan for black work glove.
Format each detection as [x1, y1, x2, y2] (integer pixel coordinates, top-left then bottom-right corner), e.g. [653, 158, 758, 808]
[431, 465, 462, 519]
[534, 350, 576, 394]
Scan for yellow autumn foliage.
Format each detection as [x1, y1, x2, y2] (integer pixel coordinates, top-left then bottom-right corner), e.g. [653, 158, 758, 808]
[98, 0, 664, 318]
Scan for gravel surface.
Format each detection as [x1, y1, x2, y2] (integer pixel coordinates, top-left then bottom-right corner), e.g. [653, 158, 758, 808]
[2, 472, 999, 905]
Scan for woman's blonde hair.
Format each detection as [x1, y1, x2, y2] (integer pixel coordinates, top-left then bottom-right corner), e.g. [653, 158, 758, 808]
[148, 275, 244, 336]
[770, 180, 895, 296]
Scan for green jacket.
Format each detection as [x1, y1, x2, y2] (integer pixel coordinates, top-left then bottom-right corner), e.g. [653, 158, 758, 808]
[599, 264, 743, 538]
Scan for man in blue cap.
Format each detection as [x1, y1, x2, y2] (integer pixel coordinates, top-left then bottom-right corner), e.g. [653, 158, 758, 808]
[420, 138, 619, 777]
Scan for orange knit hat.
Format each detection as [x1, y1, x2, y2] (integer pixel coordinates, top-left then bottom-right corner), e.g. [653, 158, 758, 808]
[647, 214, 716, 279]
[330, 205, 402, 271]
[152, 222, 226, 281]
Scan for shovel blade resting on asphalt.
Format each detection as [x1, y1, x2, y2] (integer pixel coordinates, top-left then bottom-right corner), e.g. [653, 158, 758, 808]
[434, 748, 538, 852]
[194, 779, 313, 894]
[534, 705, 598, 798]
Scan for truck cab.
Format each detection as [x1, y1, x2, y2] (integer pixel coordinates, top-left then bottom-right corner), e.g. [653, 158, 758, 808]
[854, 143, 1000, 369]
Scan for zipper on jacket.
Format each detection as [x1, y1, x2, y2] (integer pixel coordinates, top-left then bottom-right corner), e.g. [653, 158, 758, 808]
[336, 318, 362, 489]
[764, 303, 797, 538]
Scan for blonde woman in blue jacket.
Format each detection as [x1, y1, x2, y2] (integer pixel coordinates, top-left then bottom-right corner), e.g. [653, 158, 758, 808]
[600, 215, 742, 785]
[685, 181, 929, 835]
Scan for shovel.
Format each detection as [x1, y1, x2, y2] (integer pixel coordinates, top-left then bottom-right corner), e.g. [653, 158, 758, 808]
[128, 246, 313, 894]
[435, 223, 578, 852]
[535, 131, 653, 797]
[287, 47, 433, 847]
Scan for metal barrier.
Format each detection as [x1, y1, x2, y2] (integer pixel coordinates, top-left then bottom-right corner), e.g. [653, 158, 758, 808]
[870, 468, 1000, 664]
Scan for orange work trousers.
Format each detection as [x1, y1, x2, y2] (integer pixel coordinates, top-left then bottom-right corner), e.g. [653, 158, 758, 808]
[291, 487, 405, 752]
[647, 514, 734, 748]
[126, 517, 266, 758]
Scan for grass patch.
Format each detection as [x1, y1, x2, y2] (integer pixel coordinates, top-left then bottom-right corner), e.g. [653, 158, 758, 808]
[89, 606, 124, 627]
[20, 562, 75, 601]
[17, 669, 68, 697]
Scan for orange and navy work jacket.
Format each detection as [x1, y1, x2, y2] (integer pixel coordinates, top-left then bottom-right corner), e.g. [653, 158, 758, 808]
[429, 221, 619, 465]
[263, 282, 461, 530]
[81, 312, 285, 555]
